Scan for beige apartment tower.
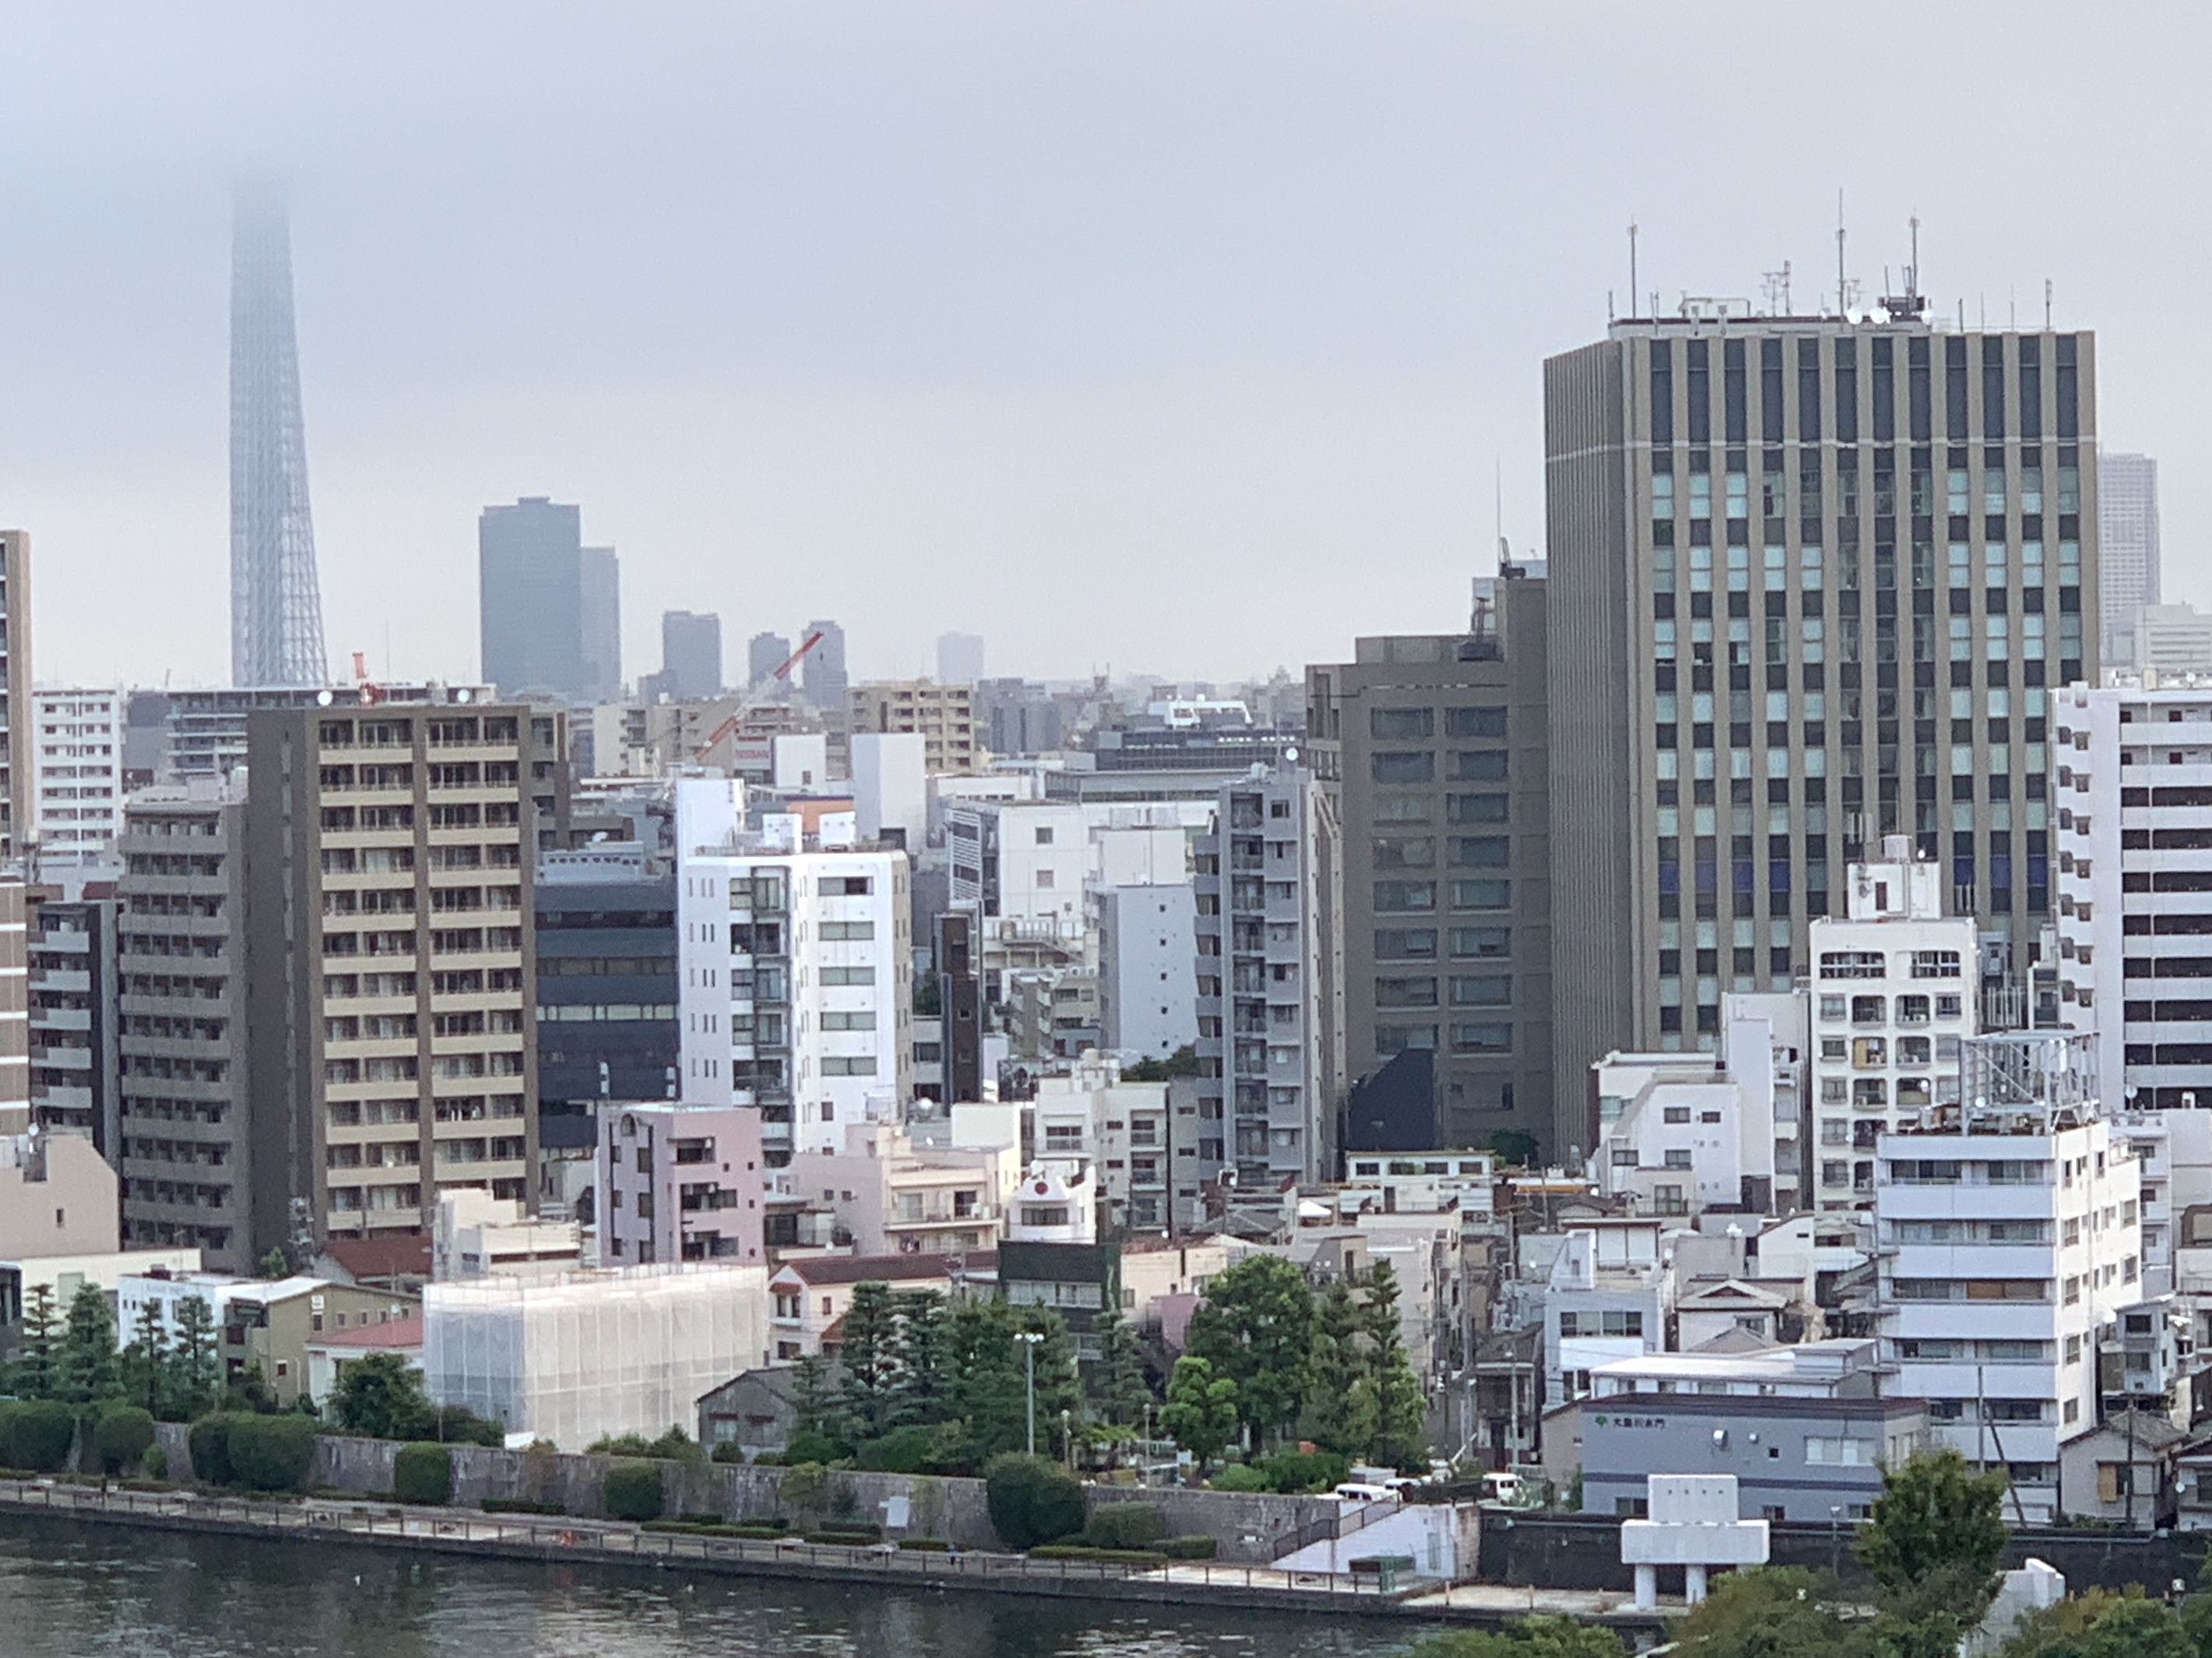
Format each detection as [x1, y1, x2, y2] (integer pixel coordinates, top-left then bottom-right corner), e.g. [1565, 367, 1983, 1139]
[850, 681, 978, 774]
[1546, 312, 2096, 1154]
[245, 701, 567, 1251]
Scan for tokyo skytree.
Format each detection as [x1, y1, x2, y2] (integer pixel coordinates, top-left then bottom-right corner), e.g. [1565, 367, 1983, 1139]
[229, 185, 329, 687]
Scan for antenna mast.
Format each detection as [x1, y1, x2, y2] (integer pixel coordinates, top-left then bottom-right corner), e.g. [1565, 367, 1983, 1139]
[1628, 221, 1639, 320]
[1835, 188, 1848, 314]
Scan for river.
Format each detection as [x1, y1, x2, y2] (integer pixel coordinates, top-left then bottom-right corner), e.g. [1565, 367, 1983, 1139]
[0, 1515, 1432, 1656]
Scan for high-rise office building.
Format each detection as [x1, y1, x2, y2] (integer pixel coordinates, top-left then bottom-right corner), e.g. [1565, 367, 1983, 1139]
[937, 631, 986, 686]
[244, 701, 568, 1249]
[0, 531, 33, 858]
[659, 611, 723, 701]
[748, 632, 793, 689]
[802, 619, 848, 714]
[1306, 570, 1554, 1156]
[2098, 452, 2160, 666]
[116, 782, 253, 1273]
[229, 188, 328, 690]
[30, 688, 124, 866]
[1191, 761, 1344, 1187]
[1546, 311, 2098, 1152]
[478, 498, 621, 702]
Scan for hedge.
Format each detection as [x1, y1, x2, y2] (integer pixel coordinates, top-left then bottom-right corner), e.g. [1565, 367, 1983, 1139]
[188, 1414, 241, 1484]
[1081, 1503, 1165, 1551]
[602, 1460, 663, 1523]
[1162, 1535, 1219, 1560]
[392, 1443, 454, 1506]
[983, 1453, 1085, 1551]
[1027, 1544, 1169, 1568]
[897, 1538, 955, 1553]
[480, 1497, 566, 1515]
[91, 1405, 156, 1477]
[0, 1401, 77, 1474]
[227, 1414, 317, 1492]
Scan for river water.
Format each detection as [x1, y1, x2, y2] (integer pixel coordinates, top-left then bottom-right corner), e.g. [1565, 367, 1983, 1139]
[0, 1515, 1430, 1656]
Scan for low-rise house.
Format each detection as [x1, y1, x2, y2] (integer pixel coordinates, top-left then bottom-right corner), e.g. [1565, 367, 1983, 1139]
[304, 1312, 424, 1405]
[696, 1365, 817, 1460]
[118, 1272, 419, 1407]
[2061, 1410, 2185, 1528]
[765, 1252, 995, 1361]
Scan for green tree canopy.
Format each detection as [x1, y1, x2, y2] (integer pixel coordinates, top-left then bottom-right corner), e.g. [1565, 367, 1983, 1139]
[1183, 1254, 1317, 1442]
[1161, 1354, 1238, 1472]
[9, 1284, 60, 1400]
[1998, 1588, 2196, 1658]
[1854, 1448, 2008, 1597]
[1411, 1615, 1629, 1658]
[55, 1282, 118, 1404]
[836, 1282, 907, 1438]
[1671, 1567, 1877, 1658]
[1083, 1305, 1153, 1428]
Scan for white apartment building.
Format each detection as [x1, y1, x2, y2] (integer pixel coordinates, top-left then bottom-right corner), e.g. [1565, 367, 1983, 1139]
[674, 778, 913, 1167]
[2109, 1107, 2212, 1297]
[1592, 1007, 1780, 1220]
[2054, 678, 2212, 1112]
[1809, 839, 1978, 1210]
[1192, 761, 1345, 1189]
[1875, 1031, 2140, 1524]
[1095, 883, 1197, 1062]
[31, 687, 123, 865]
[1542, 1220, 1672, 1406]
[1032, 1053, 1173, 1233]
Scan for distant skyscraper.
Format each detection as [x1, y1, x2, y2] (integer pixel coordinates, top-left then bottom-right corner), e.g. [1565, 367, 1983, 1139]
[661, 611, 723, 701]
[803, 619, 848, 711]
[229, 188, 329, 689]
[2098, 452, 2160, 666]
[937, 631, 986, 686]
[748, 632, 793, 689]
[478, 498, 620, 701]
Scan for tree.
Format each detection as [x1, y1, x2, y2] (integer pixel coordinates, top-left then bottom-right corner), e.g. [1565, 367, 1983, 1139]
[789, 1354, 847, 1446]
[1411, 1618, 1629, 1658]
[1854, 1449, 2010, 1658]
[1182, 1255, 1317, 1443]
[836, 1282, 906, 1439]
[55, 1282, 118, 1404]
[1485, 1130, 1540, 1169]
[1854, 1447, 2007, 1594]
[1358, 1261, 1430, 1470]
[119, 1298, 170, 1417]
[1299, 1280, 1374, 1457]
[944, 1298, 1079, 1461]
[888, 1290, 953, 1429]
[1161, 1355, 1239, 1473]
[257, 1248, 291, 1280]
[166, 1296, 220, 1421]
[1122, 1045, 1198, 1083]
[1999, 1588, 2196, 1658]
[330, 1352, 427, 1438]
[983, 1452, 1085, 1550]
[9, 1284, 60, 1400]
[1083, 1306, 1152, 1428]
[1670, 1567, 1875, 1658]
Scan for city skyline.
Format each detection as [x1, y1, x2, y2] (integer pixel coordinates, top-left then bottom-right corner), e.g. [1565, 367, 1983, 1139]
[0, 5, 2202, 692]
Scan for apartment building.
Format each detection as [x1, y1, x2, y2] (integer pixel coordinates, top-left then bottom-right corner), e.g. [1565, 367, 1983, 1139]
[30, 687, 122, 864]
[594, 1101, 765, 1267]
[850, 680, 977, 775]
[673, 779, 913, 1166]
[1096, 883, 1198, 1063]
[534, 845, 680, 1129]
[27, 891, 120, 1156]
[1875, 1031, 2139, 1524]
[1547, 314, 2096, 1141]
[1306, 571, 1554, 1155]
[161, 683, 493, 785]
[116, 782, 253, 1272]
[244, 701, 568, 1249]
[1191, 761, 1345, 1189]
[1807, 839, 1978, 1208]
[1032, 1056, 1173, 1234]
[1591, 1003, 1782, 1218]
[0, 532, 31, 859]
[2053, 678, 2212, 1110]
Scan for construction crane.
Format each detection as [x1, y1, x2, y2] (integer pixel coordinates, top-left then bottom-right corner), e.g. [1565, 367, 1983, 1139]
[690, 629, 825, 763]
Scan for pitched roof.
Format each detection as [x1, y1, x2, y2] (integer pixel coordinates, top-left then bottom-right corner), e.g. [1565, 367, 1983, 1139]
[314, 1314, 422, 1352]
[320, 1236, 433, 1284]
[774, 1251, 997, 1287]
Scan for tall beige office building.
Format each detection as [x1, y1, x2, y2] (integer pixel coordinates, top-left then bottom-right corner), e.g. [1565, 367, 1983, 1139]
[1546, 308, 2097, 1151]
[244, 701, 568, 1249]
[0, 531, 32, 859]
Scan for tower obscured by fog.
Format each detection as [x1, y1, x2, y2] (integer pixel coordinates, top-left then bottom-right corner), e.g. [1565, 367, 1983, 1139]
[2099, 452, 2160, 666]
[937, 631, 985, 685]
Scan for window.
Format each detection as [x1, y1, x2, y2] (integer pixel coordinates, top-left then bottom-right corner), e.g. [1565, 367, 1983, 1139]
[1373, 881, 1437, 913]
[1034, 827, 1054, 845]
[1371, 752, 1435, 785]
[1445, 708, 1507, 739]
[1370, 708, 1434, 740]
[1662, 1106, 1691, 1125]
[1663, 1150, 1693, 1169]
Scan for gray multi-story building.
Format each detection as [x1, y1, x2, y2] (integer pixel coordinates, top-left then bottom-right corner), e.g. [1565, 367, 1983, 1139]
[29, 890, 120, 1155]
[244, 701, 568, 1251]
[659, 610, 723, 701]
[116, 782, 253, 1272]
[160, 683, 491, 784]
[2098, 451, 2159, 667]
[1306, 569, 1553, 1157]
[975, 678, 1064, 757]
[478, 497, 621, 703]
[801, 618, 848, 714]
[1192, 761, 1345, 1188]
[1546, 311, 2098, 1153]
[747, 631, 793, 689]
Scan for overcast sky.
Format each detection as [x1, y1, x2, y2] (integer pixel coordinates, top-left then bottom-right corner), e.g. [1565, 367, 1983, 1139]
[4, 2, 2207, 691]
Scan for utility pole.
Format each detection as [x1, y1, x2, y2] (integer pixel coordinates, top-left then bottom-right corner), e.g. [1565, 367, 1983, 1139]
[1017, 1330, 1044, 1456]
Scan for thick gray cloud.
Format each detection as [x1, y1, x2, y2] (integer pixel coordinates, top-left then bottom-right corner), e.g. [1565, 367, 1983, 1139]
[2, 2, 2206, 688]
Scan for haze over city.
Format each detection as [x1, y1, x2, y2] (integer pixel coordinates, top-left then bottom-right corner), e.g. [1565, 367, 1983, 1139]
[2, 1, 2207, 687]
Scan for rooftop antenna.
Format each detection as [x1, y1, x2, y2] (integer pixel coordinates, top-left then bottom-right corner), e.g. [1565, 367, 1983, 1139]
[1909, 215, 1921, 302]
[1760, 261, 1792, 316]
[1835, 188, 1847, 314]
[1628, 220, 1639, 319]
[2045, 279, 2053, 328]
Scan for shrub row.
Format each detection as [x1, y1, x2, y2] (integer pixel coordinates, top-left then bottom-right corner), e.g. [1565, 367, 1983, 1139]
[603, 1460, 664, 1523]
[480, 1497, 567, 1516]
[1081, 1503, 1164, 1551]
[1028, 1544, 1169, 1568]
[897, 1538, 955, 1553]
[641, 1519, 797, 1540]
[1162, 1535, 1219, 1560]
[188, 1414, 316, 1492]
[392, 1443, 453, 1506]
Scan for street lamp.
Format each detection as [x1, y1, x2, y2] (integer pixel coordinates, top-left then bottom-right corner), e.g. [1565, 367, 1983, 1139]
[1016, 1331, 1045, 1456]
